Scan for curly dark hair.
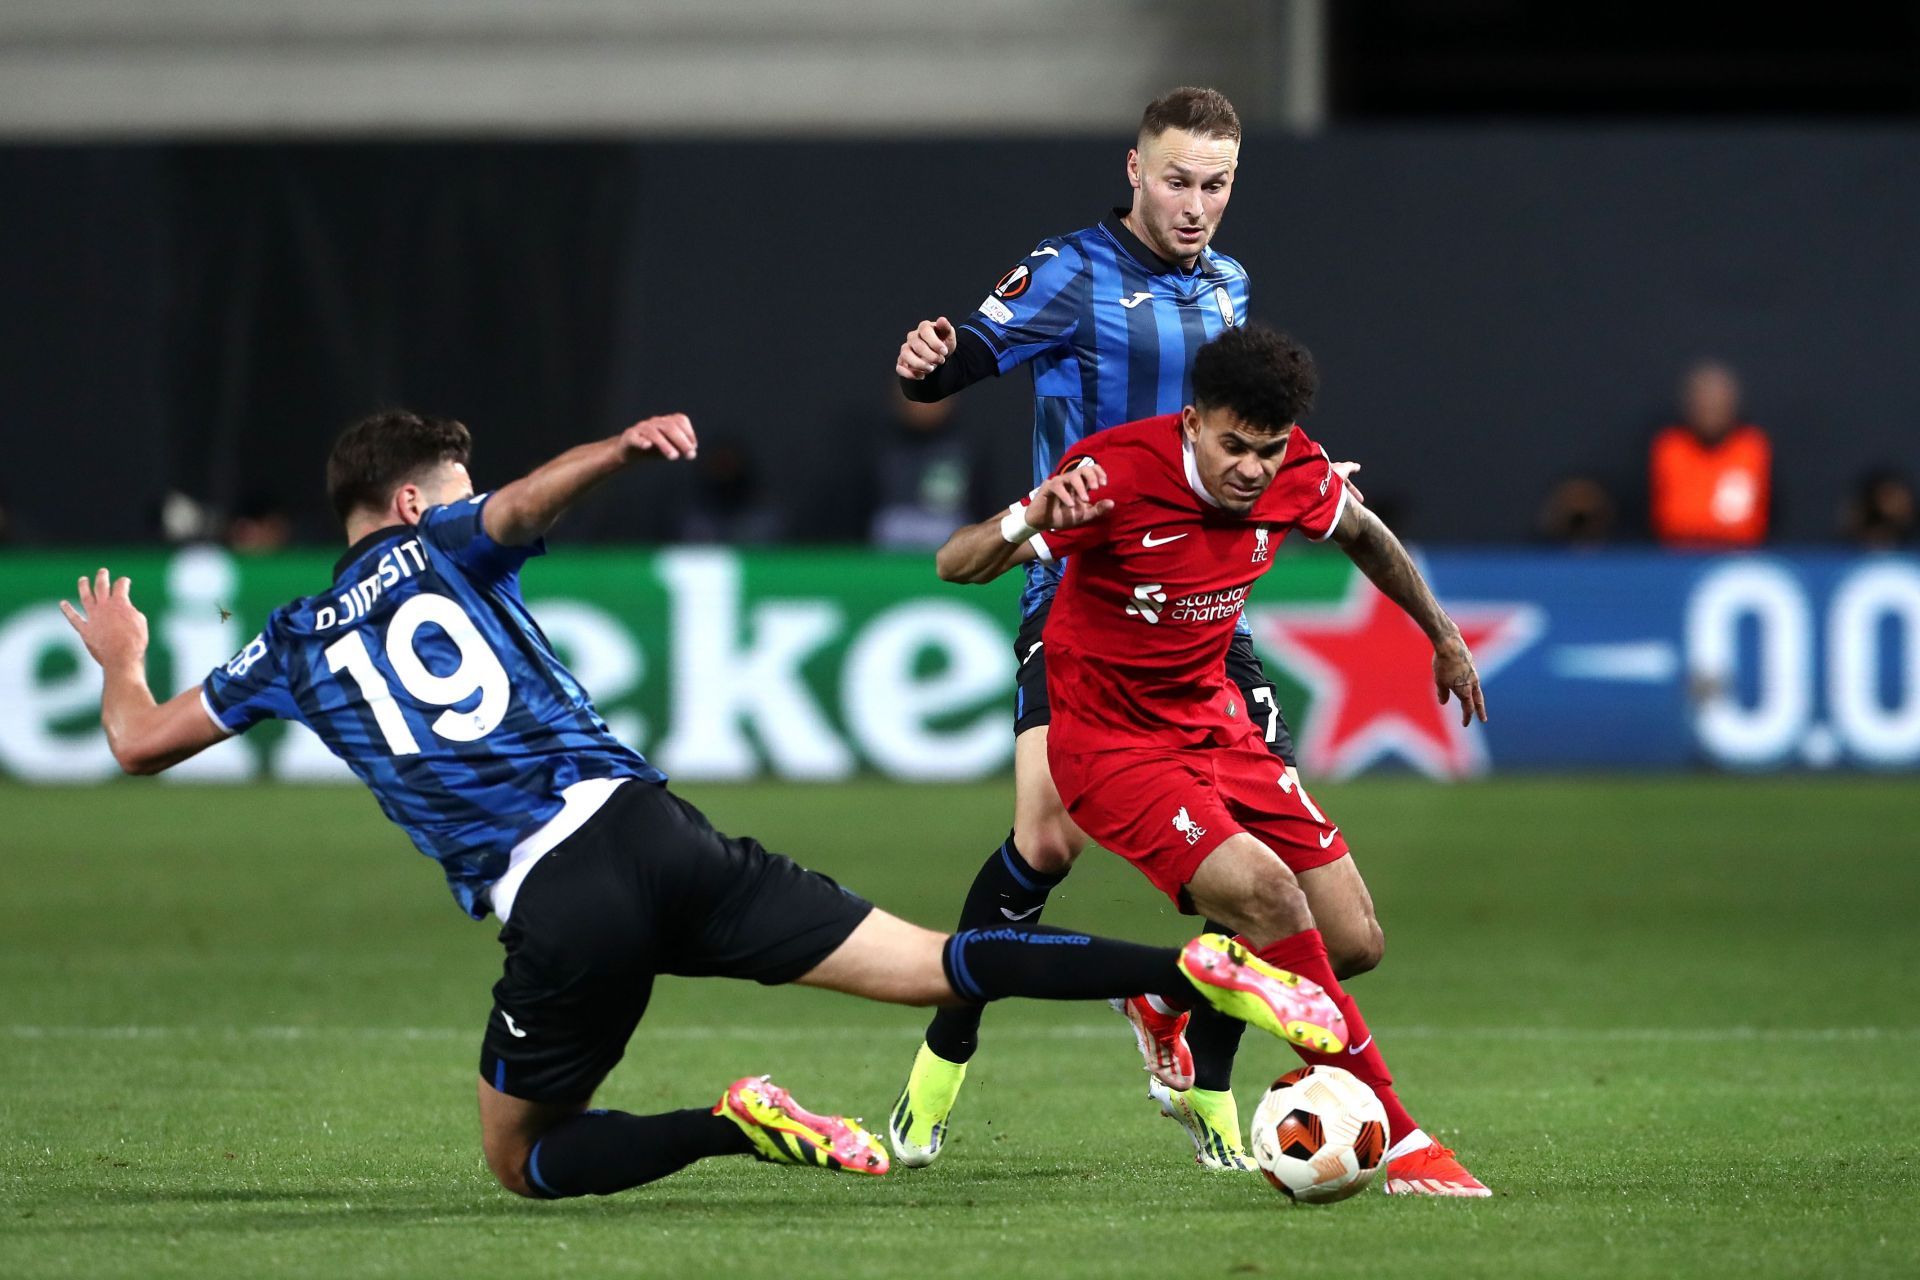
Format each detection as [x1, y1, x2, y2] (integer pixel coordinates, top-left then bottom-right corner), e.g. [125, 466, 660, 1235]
[1190, 326, 1318, 432]
[325, 409, 472, 522]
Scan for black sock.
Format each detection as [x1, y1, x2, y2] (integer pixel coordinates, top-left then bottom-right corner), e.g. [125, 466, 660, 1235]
[924, 835, 1068, 1064]
[525, 1107, 753, 1197]
[941, 924, 1184, 1004]
[1186, 918, 1247, 1091]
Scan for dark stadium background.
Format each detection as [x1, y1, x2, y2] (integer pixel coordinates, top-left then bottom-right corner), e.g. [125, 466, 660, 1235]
[3, 8, 1917, 1279]
[2, 9, 1917, 547]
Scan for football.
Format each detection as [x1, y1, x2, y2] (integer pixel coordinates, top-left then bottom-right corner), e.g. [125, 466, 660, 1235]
[1248, 1065, 1389, 1203]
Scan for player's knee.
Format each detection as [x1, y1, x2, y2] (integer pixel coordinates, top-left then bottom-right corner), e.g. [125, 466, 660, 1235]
[1011, 821, 1083, 875]
[1330, 926, 1384, 980]
[495, 1168, 542, 1200]
[1244, 874, 1313, 936]
[485, 1143, 542, 1198]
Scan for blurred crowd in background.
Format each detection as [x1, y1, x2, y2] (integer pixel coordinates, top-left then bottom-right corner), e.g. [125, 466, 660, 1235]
[11, 361, 1899, 556]
[3, 4, 1916, 558]
[1535, 360, 1914, 553]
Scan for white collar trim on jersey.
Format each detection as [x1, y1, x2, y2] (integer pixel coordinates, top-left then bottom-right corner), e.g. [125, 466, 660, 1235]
[1182, 437, 1223, 508]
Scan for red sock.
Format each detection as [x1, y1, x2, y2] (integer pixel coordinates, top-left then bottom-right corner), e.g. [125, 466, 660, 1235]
[1252, 928, 1420, 1146]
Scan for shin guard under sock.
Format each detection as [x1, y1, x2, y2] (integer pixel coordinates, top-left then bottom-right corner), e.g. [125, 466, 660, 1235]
[941, 925, 1183, 1005]
[1253, 928, 1419, 1145]
[924, 836, 1067, 1063]
[524, 1107, 753, 1198]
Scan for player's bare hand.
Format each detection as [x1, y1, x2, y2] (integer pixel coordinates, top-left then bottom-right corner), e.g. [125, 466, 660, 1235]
[896, 317, 958, 379]
[59, 569, 150, 670]
[1028, 463, 1114, 530]
[621, 414, 697, 462]
[1332, 460, 1366, 505]
[1433, 635, 1487, 726]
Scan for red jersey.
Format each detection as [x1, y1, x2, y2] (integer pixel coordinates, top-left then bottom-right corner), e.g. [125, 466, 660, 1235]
[1031, 414, 1348, 754]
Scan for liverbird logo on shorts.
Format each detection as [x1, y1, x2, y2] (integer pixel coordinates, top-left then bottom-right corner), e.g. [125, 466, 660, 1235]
[1171, 806, 1206, 845]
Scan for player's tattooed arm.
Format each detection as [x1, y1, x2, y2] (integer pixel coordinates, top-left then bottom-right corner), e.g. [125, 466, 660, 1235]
[935, 464, 1115, 585]
[484, 414, 697, 546]
[59, 569, 228, 774]
[1329, 501, 1488, 726]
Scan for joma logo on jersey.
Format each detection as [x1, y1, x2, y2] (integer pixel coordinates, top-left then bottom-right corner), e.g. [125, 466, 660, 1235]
[1252, 527, 1271, 563]
[1125, 583, 1168, 624]
[1172, 806, 1206, 844]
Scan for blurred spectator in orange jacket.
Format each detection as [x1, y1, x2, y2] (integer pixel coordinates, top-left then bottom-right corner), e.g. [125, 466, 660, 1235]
[1649, 360, 1771, 548]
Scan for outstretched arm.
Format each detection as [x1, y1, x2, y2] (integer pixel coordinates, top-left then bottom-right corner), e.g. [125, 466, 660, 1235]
[60, 569, 228, 775]
[896, 319, 999, 403]
[935, 464, 1114, 585]
[1328, 500, 1487, 725]
[482, 414, 697, 547]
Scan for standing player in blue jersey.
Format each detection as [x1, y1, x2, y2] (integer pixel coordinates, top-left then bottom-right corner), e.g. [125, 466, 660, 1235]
[58, 409, 1345, 1200]
[887, 88, 1487, 1196]
[888, 85, 1296, 1175]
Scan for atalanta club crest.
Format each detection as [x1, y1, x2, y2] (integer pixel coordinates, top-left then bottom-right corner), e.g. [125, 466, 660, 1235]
[994, 264, 1032, 300]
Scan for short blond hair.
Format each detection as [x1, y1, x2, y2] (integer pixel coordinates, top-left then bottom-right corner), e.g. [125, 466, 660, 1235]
[1139, 87, 1242, 145]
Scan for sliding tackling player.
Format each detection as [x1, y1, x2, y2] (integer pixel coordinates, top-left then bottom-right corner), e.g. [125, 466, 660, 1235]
[58, 408, 1346, 1198]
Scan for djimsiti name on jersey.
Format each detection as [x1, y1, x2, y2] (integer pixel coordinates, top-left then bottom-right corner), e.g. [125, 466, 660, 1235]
[317, 538, 428, 629]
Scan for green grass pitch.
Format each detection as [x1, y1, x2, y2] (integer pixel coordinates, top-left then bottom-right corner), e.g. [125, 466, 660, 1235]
[3, 776, 1917, 1279]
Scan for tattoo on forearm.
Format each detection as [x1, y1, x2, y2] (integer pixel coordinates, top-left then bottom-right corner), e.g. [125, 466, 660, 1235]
[1345, 507, 1456, 644]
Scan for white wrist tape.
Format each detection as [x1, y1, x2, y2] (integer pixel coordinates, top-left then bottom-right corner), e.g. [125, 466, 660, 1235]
[999, 502, 1039, 544]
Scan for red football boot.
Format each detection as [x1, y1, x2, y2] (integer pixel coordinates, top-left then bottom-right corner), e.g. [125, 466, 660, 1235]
[1109, 995, 1194, 1091]
[1381, 1141, 1491, 1197]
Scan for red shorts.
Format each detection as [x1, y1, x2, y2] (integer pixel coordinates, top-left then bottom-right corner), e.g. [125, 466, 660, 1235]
[1050, 737, 1350, 909]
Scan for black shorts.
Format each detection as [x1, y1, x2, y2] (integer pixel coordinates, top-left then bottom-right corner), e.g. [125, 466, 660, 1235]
[479, 780, 874, 1104]
[1013, 602, 1297, 765]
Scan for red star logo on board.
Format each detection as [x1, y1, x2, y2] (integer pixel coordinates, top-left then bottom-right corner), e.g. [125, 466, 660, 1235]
[1250, 573, 1543, 780]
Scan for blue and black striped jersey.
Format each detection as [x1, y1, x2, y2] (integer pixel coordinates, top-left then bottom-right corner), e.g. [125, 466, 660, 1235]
[958, 210, 1251, 616]
[201, 494, 665, 919]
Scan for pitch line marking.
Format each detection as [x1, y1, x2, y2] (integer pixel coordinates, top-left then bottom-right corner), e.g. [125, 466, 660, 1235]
[5, 1024, 1915, 1044]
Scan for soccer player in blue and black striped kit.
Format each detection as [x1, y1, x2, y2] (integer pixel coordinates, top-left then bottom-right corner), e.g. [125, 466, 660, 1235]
[60, 408, 1344, 1199]
[887, 87, 1491, 1196]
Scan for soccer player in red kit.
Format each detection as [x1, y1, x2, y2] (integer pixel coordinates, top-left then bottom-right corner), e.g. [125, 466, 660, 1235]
[934, 325, 1492, 1195]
